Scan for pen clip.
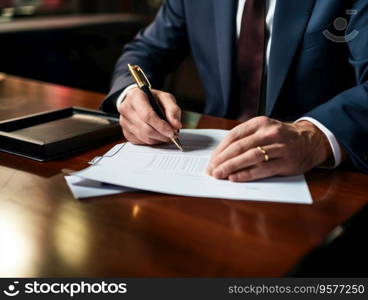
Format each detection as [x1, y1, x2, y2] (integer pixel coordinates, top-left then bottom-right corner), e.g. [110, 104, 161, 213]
[128, 64, 152, 89]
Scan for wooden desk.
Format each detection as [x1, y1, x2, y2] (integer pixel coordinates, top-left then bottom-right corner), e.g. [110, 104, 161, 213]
[0, 75, 367, 277]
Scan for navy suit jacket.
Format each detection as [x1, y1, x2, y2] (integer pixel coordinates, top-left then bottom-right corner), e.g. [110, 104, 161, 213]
[101, 0, 368, 172]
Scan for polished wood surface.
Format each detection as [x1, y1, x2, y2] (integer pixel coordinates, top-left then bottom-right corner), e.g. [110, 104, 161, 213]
[0, 14, 149, 33]
[0, 75, 367, 277]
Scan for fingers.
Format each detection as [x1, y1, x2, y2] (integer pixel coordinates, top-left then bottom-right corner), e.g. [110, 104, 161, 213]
[211, 144, 284, 179]
[125, 109, 172, 143]
[122, 128, 144, 145]
[155, 90, 182, 130]
[211, 116, 278, 156]
[207, 117, 284, 174]
[208, 134, 261, 174]
[119, 88, 181, 145]
[210, 118, 260, 158]
[206, 117, 324, 182]
[228, 159, 284, 182]
[120, 114, 167, 145]
[131, 91, 175, 138]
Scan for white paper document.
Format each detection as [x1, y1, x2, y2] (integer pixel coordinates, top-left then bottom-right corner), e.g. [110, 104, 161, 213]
[73, 129, 313, 204]
[65, 175, 135, 199]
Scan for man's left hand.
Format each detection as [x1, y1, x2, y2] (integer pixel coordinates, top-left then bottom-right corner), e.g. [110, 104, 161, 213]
[207, 116, 332, 182]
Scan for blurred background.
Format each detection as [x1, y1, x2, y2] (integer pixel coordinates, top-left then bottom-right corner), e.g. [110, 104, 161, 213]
[0, 0, 204, 112]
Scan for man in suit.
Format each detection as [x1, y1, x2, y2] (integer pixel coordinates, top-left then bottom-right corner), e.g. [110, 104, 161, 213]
[101, 0, 368, 182]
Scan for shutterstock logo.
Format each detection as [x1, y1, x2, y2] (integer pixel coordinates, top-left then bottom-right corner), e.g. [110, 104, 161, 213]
[3, 281, 20, 297]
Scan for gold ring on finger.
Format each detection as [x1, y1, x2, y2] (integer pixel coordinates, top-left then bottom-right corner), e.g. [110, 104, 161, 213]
[257, 146, 270, 162]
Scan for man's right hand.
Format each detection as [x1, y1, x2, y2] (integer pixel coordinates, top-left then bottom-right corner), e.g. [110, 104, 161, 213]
[118, 87, 182, 145]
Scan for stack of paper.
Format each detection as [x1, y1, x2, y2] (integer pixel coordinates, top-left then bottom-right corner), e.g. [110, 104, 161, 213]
[66, 129, 312, 204]
[65, 175, 135, 199]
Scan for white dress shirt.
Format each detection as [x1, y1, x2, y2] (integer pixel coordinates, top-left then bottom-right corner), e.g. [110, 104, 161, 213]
[117, 0, 342, 167]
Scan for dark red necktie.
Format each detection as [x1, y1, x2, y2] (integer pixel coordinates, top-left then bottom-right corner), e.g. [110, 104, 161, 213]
[236, 0, 266, 121]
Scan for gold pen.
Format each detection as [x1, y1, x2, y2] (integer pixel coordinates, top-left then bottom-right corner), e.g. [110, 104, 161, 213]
[128, 64, 184, 151]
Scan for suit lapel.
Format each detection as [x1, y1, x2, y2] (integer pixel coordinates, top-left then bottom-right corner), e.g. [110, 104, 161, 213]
[213, 0, 237, 113]
[266, 0, 316, 115]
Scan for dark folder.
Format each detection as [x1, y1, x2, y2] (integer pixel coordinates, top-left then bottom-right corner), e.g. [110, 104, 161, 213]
[0, 107, 122, 161]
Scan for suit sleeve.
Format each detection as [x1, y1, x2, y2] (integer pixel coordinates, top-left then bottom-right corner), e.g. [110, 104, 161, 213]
[303, 0, 368, 173]
[100, 0, 190, 114]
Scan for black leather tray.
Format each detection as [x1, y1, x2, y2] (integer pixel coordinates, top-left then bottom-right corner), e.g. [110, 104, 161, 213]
[0, 107, 121, 161]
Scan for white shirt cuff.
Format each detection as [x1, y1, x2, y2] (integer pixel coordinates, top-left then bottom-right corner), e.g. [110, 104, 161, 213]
[297, 117, 342, 168]
[116, 84, 138, 109]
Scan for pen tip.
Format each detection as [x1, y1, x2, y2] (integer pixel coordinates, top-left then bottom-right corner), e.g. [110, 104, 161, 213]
[177, 143, 184, 152]
[172, 136, 184, 152]
[177, 139, 184, 152]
